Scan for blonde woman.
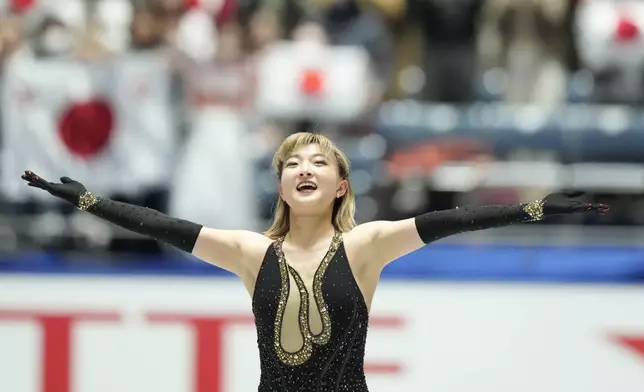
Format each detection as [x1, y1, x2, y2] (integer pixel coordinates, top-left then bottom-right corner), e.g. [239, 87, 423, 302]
[22, 132, 608, 391]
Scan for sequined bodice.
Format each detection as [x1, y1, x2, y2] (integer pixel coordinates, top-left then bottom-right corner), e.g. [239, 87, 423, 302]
[251, 232, 370, 392]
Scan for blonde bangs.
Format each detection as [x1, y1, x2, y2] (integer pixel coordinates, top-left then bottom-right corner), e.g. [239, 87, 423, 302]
[272, 133, 339, 178]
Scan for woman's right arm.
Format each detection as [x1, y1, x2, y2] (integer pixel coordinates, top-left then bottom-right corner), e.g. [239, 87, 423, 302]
[192, 228, 270, 275]
[21, 171, 265, 276]
[84, 197, 260, 275]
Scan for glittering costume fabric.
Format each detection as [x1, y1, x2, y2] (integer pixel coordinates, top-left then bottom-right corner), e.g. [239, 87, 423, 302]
[252, 232, 369, 392]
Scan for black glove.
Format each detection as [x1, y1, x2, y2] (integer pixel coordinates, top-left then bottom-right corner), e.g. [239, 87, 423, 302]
[21, 170, 203, 253]
[21, 170, 86, 206]
[414, 191, 610, 244]
[542, 191, 609, 216]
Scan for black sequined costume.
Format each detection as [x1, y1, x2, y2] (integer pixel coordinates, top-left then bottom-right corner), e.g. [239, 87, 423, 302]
[252, 232, 369, 392]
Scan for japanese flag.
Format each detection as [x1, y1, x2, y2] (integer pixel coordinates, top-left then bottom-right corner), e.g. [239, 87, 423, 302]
[0, 53, 177, 201]
[254, 41, 372, 122]
[575, 0, 644, 71]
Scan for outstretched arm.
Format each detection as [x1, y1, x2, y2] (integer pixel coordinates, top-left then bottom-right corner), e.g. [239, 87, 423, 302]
[20, 171, 257, 276]
[80, 195, 203, 253]
[355, 193, 609, 268]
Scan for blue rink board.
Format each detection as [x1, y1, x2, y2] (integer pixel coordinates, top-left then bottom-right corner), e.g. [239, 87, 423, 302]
[2, 244, 644, 283]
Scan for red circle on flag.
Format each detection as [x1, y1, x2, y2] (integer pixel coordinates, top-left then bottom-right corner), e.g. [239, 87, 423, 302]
[615, 16, 640, 42]
[11, 0, 36, 13]
[58, 100, 114, 159]
[301, 69, 324, 95]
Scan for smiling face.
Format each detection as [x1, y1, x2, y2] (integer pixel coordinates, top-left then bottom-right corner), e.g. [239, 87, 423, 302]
[264, 132, 356, 239]
[279, 143, 348, 216]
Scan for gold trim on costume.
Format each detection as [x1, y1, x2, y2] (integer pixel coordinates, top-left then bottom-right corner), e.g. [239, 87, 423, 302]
[273, 232, 341, 366]
[523, 199, 545, 221]
[77, 191, 100, 211]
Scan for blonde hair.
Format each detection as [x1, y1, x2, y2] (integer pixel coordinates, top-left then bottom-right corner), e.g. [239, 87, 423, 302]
[264, 132, 356, 239]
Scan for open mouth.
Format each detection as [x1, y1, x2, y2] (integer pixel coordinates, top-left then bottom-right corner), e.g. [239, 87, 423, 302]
[296, 182, 318, 193]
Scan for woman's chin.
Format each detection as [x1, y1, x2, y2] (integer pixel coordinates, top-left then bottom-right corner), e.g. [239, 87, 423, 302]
[295, 189, 319, 198]
[288, 192, 334, 212]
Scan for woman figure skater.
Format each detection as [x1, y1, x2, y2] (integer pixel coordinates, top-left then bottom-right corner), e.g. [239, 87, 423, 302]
[21, 132, 608, 391]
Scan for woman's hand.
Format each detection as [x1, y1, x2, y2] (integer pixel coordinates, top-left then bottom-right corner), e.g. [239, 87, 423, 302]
[542, 191, 610, 216]
[21, 170, 87, 206]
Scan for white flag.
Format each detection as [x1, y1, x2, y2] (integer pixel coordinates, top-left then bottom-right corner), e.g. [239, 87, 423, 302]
[0, 52, 176, 201]
[254, 41, 372, 122]
[575, 0, 644, 71]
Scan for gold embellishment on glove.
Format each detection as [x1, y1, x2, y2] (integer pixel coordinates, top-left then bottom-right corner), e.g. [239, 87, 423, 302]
[77, 191, 100, 211]
[523, 199, 545, 221]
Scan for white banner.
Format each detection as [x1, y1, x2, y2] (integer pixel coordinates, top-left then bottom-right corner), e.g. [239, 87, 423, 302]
[0, 52, 176, 200]
[575, 0, 644, 71]
[255, 41, 372, 122]
[1, 275, 644, 392]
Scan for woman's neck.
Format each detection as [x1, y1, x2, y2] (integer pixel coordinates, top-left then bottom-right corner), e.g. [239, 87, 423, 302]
[286, 214, 336, 249]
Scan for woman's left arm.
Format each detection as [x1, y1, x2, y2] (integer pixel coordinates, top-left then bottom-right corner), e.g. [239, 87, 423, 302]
[356, 192, 609, 268]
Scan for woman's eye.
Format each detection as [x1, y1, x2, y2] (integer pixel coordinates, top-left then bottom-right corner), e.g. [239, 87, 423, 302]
[285, 162, 297, 167]
[314, 161, 326, 166]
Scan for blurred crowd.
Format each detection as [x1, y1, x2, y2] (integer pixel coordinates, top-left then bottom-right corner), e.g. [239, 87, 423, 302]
[1, 0, 643, 259]
[1, 0, 644, 105]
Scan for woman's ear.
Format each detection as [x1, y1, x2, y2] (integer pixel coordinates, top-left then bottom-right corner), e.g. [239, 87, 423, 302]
[336, 179, 348, 198]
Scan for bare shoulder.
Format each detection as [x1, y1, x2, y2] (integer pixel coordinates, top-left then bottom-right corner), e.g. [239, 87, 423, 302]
[343, 220, 394, 247]
[342, 222, 383, 268]
[345, 221, 381, 241]
[342, 222, 388, 310]
[236, 230, 274, 279]
[192, 228, 273, 277]
[343, 218, 424, 269]
[238, 230, 274, 259]
[231, 229, 273, 246]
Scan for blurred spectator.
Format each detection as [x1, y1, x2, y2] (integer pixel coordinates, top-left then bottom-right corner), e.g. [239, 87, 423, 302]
[94, 0, 134, 53]
[31, 15, 76, 58]
[367, 0, 406, 21]
[0, 13, 23, 64]
[154, 0, 185, 24]
[318, 0, 395, 101]
[168, 16, 256, 231]
[408, 0, 484, 102]
[291, 19, 327, 44]
[479, 0, 575, 104]
[152, 0, 186, 46]
[74, 16, 111, 60]
[215, 21, 244, 62]
[247, 7, 281, 53]
[129, 7, 164, 51]
[165, 0, 239, 63]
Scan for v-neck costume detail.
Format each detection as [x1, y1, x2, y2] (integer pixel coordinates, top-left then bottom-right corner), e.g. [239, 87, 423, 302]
[251, 231, 370, 391]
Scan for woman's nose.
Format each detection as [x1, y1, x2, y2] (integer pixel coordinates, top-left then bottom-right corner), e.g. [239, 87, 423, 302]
[298, 165, 312, 177]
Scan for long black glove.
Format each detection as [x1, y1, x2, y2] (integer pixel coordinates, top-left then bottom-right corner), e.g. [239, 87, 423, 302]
[21, 170, 202, 253]
[414, 191, 610, 244]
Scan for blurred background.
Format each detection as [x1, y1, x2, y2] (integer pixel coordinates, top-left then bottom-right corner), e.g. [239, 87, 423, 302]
[1, 0, 644, 391]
